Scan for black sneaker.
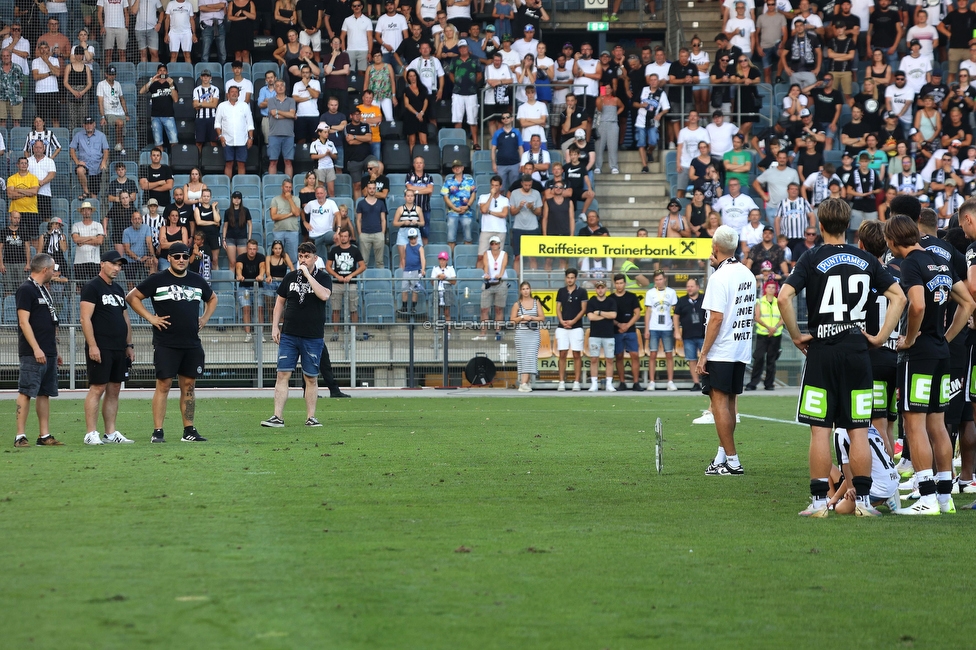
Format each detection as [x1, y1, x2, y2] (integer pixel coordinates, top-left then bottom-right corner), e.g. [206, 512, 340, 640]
[705, 462, 744, 476]
[690, 382, 701, 391]
[151, 429, 165, 443]
[641, 165, 649, 173]
[305, 417, 323, 427]
[631, 383, 646, 392]
[181, 428, 207, 442]
[330, 391, 351, 398]
[261, 415, 285, 428]
[745, 385, 757, 391]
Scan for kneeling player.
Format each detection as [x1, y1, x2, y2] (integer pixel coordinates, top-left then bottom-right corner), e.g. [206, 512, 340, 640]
[829, 426, 900, 514]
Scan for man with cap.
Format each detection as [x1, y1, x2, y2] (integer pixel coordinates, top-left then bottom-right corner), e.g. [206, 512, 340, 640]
[81, 250, 135, 445]
[310, 122, 339, 194]
[69, 117, 110, 200]
[72, 200, 105, 282]
[512, 24, 539, 59]
[192, 69, 222, 153]
[899, 39, 934, 94]
[140, 63, 179, 147]
[127, 242, 219, 443]
[96, 65, 130, 152]
[885, 70, 915, 128]
[780, 19, 822, 88]
[265, 79, 297, 177]
[214, 85, 255, 178]
[474, 234, 508, 341]
[747, 221, 789, 278]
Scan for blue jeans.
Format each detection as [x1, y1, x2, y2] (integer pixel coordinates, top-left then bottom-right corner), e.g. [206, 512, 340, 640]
[636, 124, 659, 149]
[277, 332, 325, 376]
[682, 337, 704, 362]
[275, 231, 299, 267]
[370, 142, 382, 160]
[200, 21, 227, 64]
[151, 116, 178, 146]
[313, 230, 335, 259]
[447, 213, 473, 243]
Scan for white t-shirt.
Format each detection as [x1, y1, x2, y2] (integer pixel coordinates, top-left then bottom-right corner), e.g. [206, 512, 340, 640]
[135, 0, 162, 31]
[791, 13, 823, 30]
[225, 78, 254, 101]
[166, 0, 194, 33]
[834, 426, 898, 499]
[714, 193, 759, 232]
[645, 286, 678, 331]
[705, 122, 738, 156]
[899, 54, 932, 94]
[97, 79, 125, 116]
[690, 50, 710, 83]
[723, 0, 755, 14]
[31, 57, 60, 94]
[511, 38, 539, 60]
[293, 79, 321, 117]
[342, 14, 374, 51]
[28, 156, 56, 196]
[520, 149, 552, 181]
[885, 84, 915, 125]
[740, 222, 764, 249]
[850, 0, 874, 30]
[446, 0, 470, 21]
[781, 94, 808, 119]
[677, 126, 709, 168]
[375, 13, 408, 51]
[906, 25, 938, 59]
[72, 221, 105, 264]
[918, 0, 945, 26]
[478, 194, 509, 232]
[418, 0, 439, 21]
[310, 138, 337, 169]
[304, 198, 339, 237]
[484, 63, 513, 105]
[516, 100, 549, 143]
[701, 258, 756, 362]
[644, 61, 671, 84]
[431, 264, 457, 299]
[98, 0, 130, 29]
[725, 17, 756, 53]
[407, 56, 445, 95]
[919, 148, 957, 182]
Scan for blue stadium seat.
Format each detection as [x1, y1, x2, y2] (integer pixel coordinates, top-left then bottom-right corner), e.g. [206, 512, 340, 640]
[334, 174, 353, 197]
[363, 298, 396, 323]
[233, 174, 263, 197]
[113, 62, 136, 84]
[140, 150, 170, 166]
[204, 175, 231, 194]
[263, 174, 291, 196]
[251, 62, 282, 83]
[2, 295, 17, 323]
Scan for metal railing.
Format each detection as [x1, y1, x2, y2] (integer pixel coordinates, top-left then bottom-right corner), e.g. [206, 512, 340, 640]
[664, 0, 686, 61]
[478, 82, 590, 151]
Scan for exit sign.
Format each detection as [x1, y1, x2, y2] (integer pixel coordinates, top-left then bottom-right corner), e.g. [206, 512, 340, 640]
[587, 21, 609, 31]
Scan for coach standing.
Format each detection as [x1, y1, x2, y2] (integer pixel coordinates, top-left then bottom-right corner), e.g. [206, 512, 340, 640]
[697, 225, 756, 476]
[81, 250, 135, 445]
[126, 242, 218, 443]
[261, 242, 348, 429]
[14, 254, 62, 447]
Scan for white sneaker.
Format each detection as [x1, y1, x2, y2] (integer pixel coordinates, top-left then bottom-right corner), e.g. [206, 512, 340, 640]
[895, 458, 914, 478]
[84, 431, 104, 445]
[736, 414, 740, 423]
[668, 142, 676, 149]
[666, 381, 677, 391]
[896, 495, 941, 515]
[572, 381, 581, 391]
[593, 167, 601, 175]
[647, 381, 656, 391]
[605, 381, 616, 392]
[961, 479, 976, 494]
[588, 382, 599, 392]
[244, 333, 253, 342]
[557, 381, 566, 392]
[610, 168, 619, 174]
[114, 143, 123, 152]
[518, 383, 532, 392]
[104, 431, 134, 444]
[692, 410, 715, 425]
[940, 496, 957, 514]
[898, 476, 916, 492]
[905, 487, 921, 501]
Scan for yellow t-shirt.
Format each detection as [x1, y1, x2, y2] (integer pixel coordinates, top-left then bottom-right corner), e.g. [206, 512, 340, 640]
[358, 104, 382, 143]
[7, 172, 39, 214]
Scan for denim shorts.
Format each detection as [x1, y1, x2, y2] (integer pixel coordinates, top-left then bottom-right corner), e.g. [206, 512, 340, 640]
[267, 136, 295, 161]
[19, 356, 59, 398]
[224, 144, 248, 162]
[648, 329, 675, 353]
[682, 337, 705, 362]
[614, 331, 639, 354]
[277, 332, 325, 376]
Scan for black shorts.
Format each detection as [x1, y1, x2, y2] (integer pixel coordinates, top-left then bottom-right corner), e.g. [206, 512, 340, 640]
[19, 212, 40, 240]
[797, 331, 873, 428]
[945, 363, 968, 426]
[199, 225, 220, 251]
[897, 356, 949, 414]
[154, 344, 206, 380]
[37, 195, 51, 224]
[74, 262, 99, 283]
[702, 360, 746, 395]
[195, 117, 218, 144]
[86, 346, 127, 384]
[871, 357, 897, 421]
[36, 92, 59, 123]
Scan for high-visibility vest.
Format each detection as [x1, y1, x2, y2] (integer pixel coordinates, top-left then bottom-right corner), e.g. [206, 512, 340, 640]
[755, 296, 783, 337]
[620, 259, 642, 290]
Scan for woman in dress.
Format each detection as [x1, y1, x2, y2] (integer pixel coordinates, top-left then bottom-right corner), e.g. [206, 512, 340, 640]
[436, 23, 462, 68]
[914, 93, 941, 155]
[222, 191, 252, 271]
[63, 46, 92, 131]
[864, 48, 891, 96]
[394, 188, 426, 262]
[511, 281, 544, 392]
[159, 208, 189, 271]
[274, 0, 298, 47]
[227, 0, 257, 64]
[264, 239, 294, 314]
[402, 68, 430, 148]
[184, 168, 208, 208]
[363, 49, 397, 121]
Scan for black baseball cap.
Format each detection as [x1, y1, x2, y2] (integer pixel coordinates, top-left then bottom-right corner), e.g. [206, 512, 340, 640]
[101, 250, 128, 263]
[168, 243, 190, 255]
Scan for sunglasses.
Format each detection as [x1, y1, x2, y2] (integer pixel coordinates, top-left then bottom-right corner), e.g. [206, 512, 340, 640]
[170, 253, 190, 260]
[805, 232, 816, 236]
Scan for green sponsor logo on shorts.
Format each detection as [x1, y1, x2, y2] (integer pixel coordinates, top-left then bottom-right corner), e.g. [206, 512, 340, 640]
[800, 386, 828, 419]
[851, 389, 873, 420]
[910, 373, 934, 404]
[873, 380, 888, 409]
[941, 375, 951, 405]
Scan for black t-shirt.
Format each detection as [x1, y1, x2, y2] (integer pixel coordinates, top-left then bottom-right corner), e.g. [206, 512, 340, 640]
[869, 8, 902, 48]
[587, 295, 618, 338]
[361, 173, 390, 196]
[108, 178, 138, 202]
[577, 225, 610, 237]
[612, 290, 641, 333]
[900, 247, 957, 360]
[16, 280, 58, 357]
[297, 0, 322, 30]
[514, 2, 545, 33]
[841, 120, 868, 153]
[833, 13, 860, 32]
[80, 276, 128, 350]
[136, 269, 214, 349]
[845, 167, 882, 210]
[141, 164, 174, 206]
[798, 150, 824, 176]
[508, 179, 546, 195]
[785, 243, 896, 341]
[811, 87, 843, 124]
[919, 82, 949, 106]
[563, 161, 586, 191]
[277, 267, 333, 337]
[673, 293, 706, 339]
[166, 202, 194, 232]
[148, 80, 176, 117]
[828, 36, 855, 73]
[944, 9, 975, 48]
[556, 285, 588, 328]
[344, 123, 371, 162]
[327, 244, 364, 280]
[667, 61, 698, 100]
[941, 119, 972, 144]
[784, 34, 822, 70]
[853, 93, 883, 131]
[396, 38, 428, 68]
[1, 226, 28, 265]
[238, 252, 265, 287]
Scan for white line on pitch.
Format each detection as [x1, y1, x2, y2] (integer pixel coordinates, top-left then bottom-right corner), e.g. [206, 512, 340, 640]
[739, 413, 806, 427]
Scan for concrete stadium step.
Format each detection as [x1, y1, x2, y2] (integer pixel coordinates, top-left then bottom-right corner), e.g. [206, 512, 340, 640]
[548, 10, 666, 31]
[594, 177, 669, 198]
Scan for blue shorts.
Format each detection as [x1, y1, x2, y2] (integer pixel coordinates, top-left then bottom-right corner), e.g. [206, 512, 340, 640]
[682, 337, 704, 362]
[224, 144, 248, 162]
[18, 356, 59, 398]
[277, 332, 324, 376]
[267, 135, 295, 161]
[648, 330, 675, 353]
[614, 331, 639, 354]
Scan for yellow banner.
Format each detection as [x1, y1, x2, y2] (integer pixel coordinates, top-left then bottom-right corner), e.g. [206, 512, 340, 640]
[521, 236, 712, 259]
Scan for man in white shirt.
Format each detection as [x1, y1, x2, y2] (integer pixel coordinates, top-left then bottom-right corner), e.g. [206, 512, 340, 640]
[477, 176, 510, 260]
[520, 135, 551, 181]
[225, 60, 254, 104]
[213, 86, 254, 177]
[675, 110, 709, 197]
[644, 46, 671, 87]
[705, 110, 738, 156]
[516, 86, 548, 148]
[884, 71, 915, 128]
[722, 0, 755, 21]
[31, 44, 61, 128]
[310, 123, 339, 194]
[906, 12, 939, 61]
[725, 1, 757, 55]
[133, 0, 162, 62]
[406, 44, 445, 100]
[165, 0, 196, 64]
[512, 25, 539, 59]
[304, 186, 339, 258]
[715, 178, 759, 232]
[97, 66, 130, 152]
[644, 270, 679, 391]
[2, 24, 31, 75]
[341, 0, 374, 72]
[28, 140, 56, 234]
[374, 0, 409, 68]
[97, 0, 130, 63]
[899, 40, 933, 93]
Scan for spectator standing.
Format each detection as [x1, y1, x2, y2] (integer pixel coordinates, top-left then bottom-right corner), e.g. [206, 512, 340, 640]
[585, 278, 618, 392]
[747, 279, 783, 391]
[70, 117, 110, 200]
[868, 0, 902, 68]
[165, 0, 197, 63]
[214, 85, 255, 177]
[133, 0, 163, 63]
[140, 64, 179, 147]
[940, 0, 973, 81]
[97, 0, 130, 63]
[2, 24, 31, 76]
[645, 270, 679, 391]
[450, 41, 481, 146]
[293, 64, 322, 144]
[675, 111, 709, 198]
[27, 141, 56, 229]
[72, 201, 106, 283]
[266, 80, 298, 176]
[139, 147, 175, 207]
[375, 0, 409, 67]
[555, 267, 587, 391]
[193, 190, 221, 270]
[63, 47, 93, 132]
[442, 160, 476, 250]
[13, 254, 62, 448]
[753, 150, 800, 213]
[512, 281, 543, 392]
[325, 228, 366, 339]
[609, 273, 643, 391]
[105, 190, 135, 253]
[323, 38, 352, 113]
[270, 179, 303, 265]
[756, 0, 787, 83]
[342, 0, 374, 72]
[126, 242, 219, 443]
[477, 175, 510, 261]
[310, 123, 339, 194]
[192, 70, 222, 153]
[304, 186, 339, 258]
[573, 43, 602, 117]
[199, 0, 228, 65]
[357, 90, 383, 159]
[635, 75, 669, 170]
[846, 152, 883, 238]
[97, 65, 129, 151]
[594, 82, 623, 174]
[399, 228, 425, 315]
[674, 277, 706, 391]
[222, 191, 252, 270]
[31, 43, 61, 128]
[407, 42, 446, 105]
[7, 158, 41, 256]
[491, 112, 523, 189]
[356, 181, 388, 267]
[509, 173, 543, 270]
[23, 116, 62, 159]
[226, 60, 255, 103]
[0, 212, 31, 293]
[344, 107, 374, 198]
[405, 156, 435, 225]
[235, 239, 266, 341]
[781, 20, 822, 89]
[483, 52, 514, 137]
[0, 49, 26, 128]
[122, 211, 157, 282]
[80, 250, 135, 445]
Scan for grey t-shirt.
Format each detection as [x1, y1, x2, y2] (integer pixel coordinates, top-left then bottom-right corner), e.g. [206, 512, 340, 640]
[267, 96, 297, 138]
[510, 188, 543, 230]
[271, 194, 300, 232]
[756, 163, 799, 212]
[756, 12, 787, 50]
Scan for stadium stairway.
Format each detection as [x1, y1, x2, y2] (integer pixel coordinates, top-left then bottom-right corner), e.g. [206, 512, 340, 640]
[592, 152, 670, 236]
[678, 3, 725, 43]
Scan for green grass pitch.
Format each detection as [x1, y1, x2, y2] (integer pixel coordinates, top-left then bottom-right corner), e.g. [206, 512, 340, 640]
[2, 394, 974, 649]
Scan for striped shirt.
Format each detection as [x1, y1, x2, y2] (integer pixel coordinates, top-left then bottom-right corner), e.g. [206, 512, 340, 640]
[775, 197, 812, 239]
[23, 130, 61, 158]
[193, 84, 221, 120]
[144, 212, 165, 249]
